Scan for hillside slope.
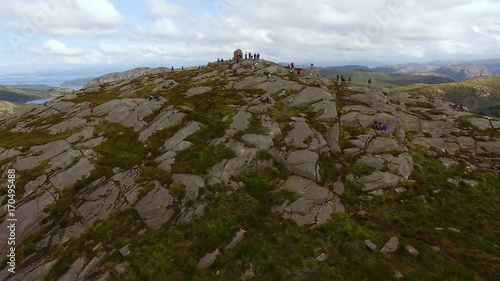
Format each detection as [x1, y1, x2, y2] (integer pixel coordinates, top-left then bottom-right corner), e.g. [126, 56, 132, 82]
[0, 60, 499, 281]
[394, 76, 500, 117]
[0, 85, 74, 104]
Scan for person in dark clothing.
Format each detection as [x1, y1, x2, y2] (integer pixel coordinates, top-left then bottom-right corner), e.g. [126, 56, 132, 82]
[171, 66, 174, 71]
[90, 106, 94, 114]
[348, 77, 351, 83]
[368, 78, 372, 88]
[336, 74, 339, 81]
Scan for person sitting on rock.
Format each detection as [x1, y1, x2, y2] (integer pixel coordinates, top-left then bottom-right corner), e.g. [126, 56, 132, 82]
[373, 121, 380, 130]
[155, 95, 161, 101]
[381, 124, 388, 133]
[260, 97, 271, 104]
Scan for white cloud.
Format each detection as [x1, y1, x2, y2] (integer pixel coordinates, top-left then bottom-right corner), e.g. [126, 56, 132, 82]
[2, 0, 500, 70]
[145, 0, 187, 18]
[1, 0, 124, 37]
[23, 39, 86, 56]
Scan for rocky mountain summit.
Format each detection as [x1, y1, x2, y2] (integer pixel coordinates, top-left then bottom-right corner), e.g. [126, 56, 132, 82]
[0, 59, 499, 280]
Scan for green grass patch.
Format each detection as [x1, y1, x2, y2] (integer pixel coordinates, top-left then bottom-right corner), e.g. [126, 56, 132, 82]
[44, 209, 145, 281]
[172, 144, 236, 175]
[94, 120, 145, 170]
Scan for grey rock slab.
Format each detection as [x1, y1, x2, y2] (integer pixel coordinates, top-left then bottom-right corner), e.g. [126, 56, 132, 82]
[312, 100, 338, 121]
[284, 150, 320, 182]
[439, 158, 459, 168]
[366, 137, 407, 154]
[364, 240, 377, 251]
[98, 98, 165, 131]
[395, 111, 421, 132]
[333, 180, 344, 196]
[224, 229, 246, 250]
[285, 120, 315, 149]
[276, 176, 337, 227]
[383, 153, 414, 179]
[326, 123, 341, 153]
[0, 148, 21, 161]
[0, 192, 55, 259]
[186, 86, 212, 97]
[358, 155, 385, 170]
[285, 87, 332, 107]
[47, 150, 82, 172]
[24, 175, 48, 197]
[343, 105, 377, 115]
[76, 136, 106, 148]
[455, 136, 476, 151]
[491, 120, 500, 129]
[242, 134, 274, 150]
[0, 258, 58, 281]
[477, 141, 500, 153]
[262, 115, 281, 136]
[420, 120, 457, 137]
[49, 117, 86, 135]
[66, 127, 95, 143]
[412, 137, 460, 155]
[50, 157, 95, 190]
[139, 108, 185, 142]
[172, 174, 205, 201]
[227, 108, 251, 136]
[197, 249, 220, 269]
[359, 171, 400, 191]
[340, 111, 372, 127]
[134, 186, 175, 229]
[468, 117, 492, 130]
[163, 121, 201, 151]
[76, 179, 129, 225]
[380, 236, 399, 253]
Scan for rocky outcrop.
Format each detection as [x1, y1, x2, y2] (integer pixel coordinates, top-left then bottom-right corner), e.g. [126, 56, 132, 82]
[272, 176, 344, 227]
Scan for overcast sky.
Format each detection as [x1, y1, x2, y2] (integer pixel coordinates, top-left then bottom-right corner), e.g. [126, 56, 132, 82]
[0, 0, 499, 74]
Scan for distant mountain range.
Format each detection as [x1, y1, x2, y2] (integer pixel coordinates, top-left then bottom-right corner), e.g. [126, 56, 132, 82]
[317, 58, 500, 81]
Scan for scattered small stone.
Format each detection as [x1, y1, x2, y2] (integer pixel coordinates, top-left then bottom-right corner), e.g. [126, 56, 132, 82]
[434, 227, 443, 231]
[418, 195, 427, 202]
[380, 236, 399, 253]
[197, 249, 220, 269]
[242, 267, 255, 279]
[92, 243, 102, 251]
[358, 210, 366, 215]
[405, 245, 419, 255]
[433, 189, 441, 194]
[364, 240, 377, 251]
[448, 227, 461, 233]
[346, 174, 355, 182]
[316, 253, 328, 262]
[333, 180, 344, 196]
[224, 229, 246, 250]
[461, 179, 478, 187]
[119, 245, 130, 257]
[395, 187, 406, 193]
[431, 246, 440, 252]
[426, 151, 437, 157]
[115, 262, 128, 274]
[369, 189, 384, 196]
[447, 178, 459, 186]
[394, 271, 404, 279]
